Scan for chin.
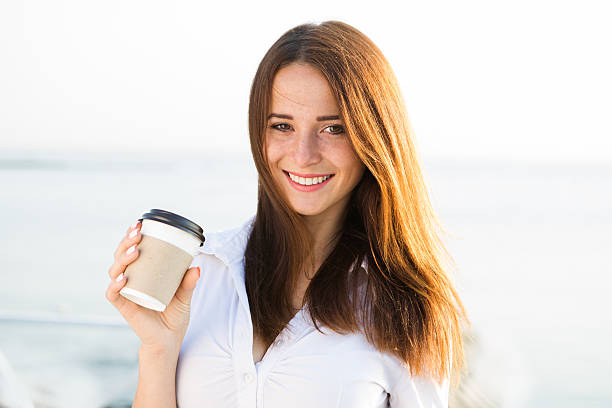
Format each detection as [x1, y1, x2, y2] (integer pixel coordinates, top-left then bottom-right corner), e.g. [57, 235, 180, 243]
[293, 207, 323, 217]
[288, 201, 326, 217]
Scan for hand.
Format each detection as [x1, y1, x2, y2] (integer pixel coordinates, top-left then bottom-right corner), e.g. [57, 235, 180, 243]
[105, 221, 201, 353]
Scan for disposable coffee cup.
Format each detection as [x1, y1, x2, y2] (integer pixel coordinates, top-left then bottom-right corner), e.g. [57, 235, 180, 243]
[120, 209, 205, 312]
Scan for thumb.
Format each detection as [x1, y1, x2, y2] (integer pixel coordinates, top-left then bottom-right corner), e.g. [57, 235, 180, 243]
[168, 266, 200, 312]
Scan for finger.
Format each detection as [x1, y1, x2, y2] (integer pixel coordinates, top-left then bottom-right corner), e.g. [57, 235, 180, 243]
[113, 229, 142, 262]
[114, 221, 142, 259]
[105, 272, 129, 307]
[113, 222, 142, 260]
[126, 220, 141, 235]
[108, 243, 140, 279]
[168, 267, 201, 311]
[105, 274, 145, 321]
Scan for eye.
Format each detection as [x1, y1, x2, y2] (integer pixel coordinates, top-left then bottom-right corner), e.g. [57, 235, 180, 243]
[325, 125, 345, 135]
[270, 123, 292, 132]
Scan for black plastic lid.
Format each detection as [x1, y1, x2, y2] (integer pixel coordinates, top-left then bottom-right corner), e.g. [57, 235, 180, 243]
[138, 209, 205, 246]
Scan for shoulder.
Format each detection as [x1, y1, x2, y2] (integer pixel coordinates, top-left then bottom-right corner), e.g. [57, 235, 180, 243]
[379, 352, 450, 407]
[192, 215, 255, 267]
[186, 215, 254, 301]
[183, 216, 255, 328]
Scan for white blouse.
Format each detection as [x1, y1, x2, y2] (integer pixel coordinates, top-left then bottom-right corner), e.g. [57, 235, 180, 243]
[176, 216, 449, 407]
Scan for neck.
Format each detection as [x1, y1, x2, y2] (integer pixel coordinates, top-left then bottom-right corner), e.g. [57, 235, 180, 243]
[307, 212, 339, 241]
[291, 211, 344, 310]
[291, 196, 351, 309]
[300, 199, 349, 277]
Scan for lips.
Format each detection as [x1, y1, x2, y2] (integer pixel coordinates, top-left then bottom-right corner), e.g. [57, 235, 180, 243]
[283, 170, 334, 192]
[284, 170, 333, 185]
[284, 170, 334, 178]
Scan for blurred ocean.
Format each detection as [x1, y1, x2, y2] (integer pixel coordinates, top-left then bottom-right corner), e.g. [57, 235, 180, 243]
[0, 150, 610, 407]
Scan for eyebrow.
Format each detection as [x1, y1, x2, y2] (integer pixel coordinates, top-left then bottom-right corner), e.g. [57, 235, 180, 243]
[267, 113, 341, 121]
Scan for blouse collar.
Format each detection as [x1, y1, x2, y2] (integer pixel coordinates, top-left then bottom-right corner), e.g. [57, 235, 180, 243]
[197, 215, 255, 266]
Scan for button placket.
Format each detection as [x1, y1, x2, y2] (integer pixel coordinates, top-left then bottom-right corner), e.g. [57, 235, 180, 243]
[243, 372, 254, 384]
[232, 299, 257, 404]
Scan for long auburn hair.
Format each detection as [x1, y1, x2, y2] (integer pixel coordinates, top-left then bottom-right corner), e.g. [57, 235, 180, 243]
[244, 21, 468, 384]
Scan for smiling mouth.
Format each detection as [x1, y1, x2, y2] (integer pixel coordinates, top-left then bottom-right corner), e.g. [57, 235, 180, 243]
[283, 170, 335, 186]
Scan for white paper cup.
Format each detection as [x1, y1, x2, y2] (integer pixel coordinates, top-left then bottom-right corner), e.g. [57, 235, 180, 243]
[120, 209, 205, 311]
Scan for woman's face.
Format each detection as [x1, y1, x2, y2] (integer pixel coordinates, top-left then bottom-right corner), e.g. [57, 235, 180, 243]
[265, 63, 365, 222]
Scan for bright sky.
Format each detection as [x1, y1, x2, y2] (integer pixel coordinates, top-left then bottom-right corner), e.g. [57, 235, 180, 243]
[1, 0, 610, 163]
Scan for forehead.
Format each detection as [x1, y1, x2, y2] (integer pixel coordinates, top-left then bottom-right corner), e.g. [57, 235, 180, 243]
[270, 63, 339, 114]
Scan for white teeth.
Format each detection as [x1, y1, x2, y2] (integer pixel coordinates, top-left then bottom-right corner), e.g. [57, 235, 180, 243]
[287, 172, 332, 186]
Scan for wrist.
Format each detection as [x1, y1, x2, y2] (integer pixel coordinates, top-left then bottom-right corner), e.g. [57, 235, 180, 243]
[139, 341, 181, 360]
[135, 342, 179, 408]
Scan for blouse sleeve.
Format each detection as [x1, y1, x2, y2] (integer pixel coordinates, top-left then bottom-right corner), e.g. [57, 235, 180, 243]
[387, 358, 450, 407]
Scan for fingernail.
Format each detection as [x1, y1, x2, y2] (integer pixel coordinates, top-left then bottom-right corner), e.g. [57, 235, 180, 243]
[126, 245, 136, 255]
[131, 221, 139, 229]
[115, 273, 124, 282]
[196, 267, 201, 279]
[129, 229, 138, 239]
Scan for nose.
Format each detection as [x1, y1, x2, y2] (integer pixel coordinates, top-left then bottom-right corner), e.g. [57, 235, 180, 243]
[291, 131, 322, 168]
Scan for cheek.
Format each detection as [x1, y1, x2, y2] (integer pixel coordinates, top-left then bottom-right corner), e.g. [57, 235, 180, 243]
[264, 135, 286, 165]
[347, 163, 366, 187]
[333, 147, 364, 180]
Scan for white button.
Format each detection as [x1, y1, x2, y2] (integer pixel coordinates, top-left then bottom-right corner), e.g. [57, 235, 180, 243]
[274, 339, 284, 347]
[244, 372, 254, 384]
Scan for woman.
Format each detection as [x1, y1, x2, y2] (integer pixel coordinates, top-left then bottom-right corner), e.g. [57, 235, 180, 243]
[106, 21, 467, 407]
